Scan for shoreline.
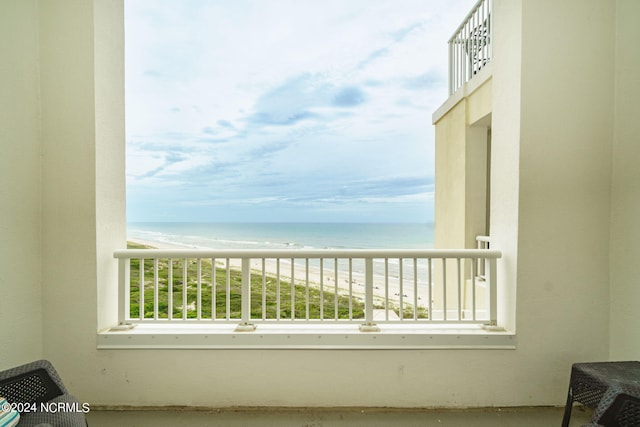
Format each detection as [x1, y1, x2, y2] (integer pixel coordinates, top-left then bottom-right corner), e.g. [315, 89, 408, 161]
[126, 238, 428, 309]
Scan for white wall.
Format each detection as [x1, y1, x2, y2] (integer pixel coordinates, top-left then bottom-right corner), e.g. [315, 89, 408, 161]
[610, 0, 640, 359]
[514, 0, 614, 375]
[39, 0, 101, 388]
[4, 0, 633, 408]
[0, 0, 43, 368]
[486, 0, 523, 337]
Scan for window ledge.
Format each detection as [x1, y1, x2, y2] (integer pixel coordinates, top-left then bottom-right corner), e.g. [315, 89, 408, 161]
[97, 323, 515, 350]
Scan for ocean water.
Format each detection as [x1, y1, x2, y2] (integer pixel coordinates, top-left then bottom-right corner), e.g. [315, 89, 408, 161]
[128, 222, 435, 282]
[127, 222, 434, 250]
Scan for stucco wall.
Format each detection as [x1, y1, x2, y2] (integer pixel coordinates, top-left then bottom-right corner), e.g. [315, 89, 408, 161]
[433, 80, 491, 252]
[515, 0, 613, 371]
[4, 0, 634, 409]
[0, 0, 43, 368]
[434, 100, 468, 249]
[610, 0, 640, 359]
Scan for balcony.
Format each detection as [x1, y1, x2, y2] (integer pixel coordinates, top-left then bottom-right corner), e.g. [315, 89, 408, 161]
[448, 0, 492, 94]
[101, 240, 511, 349]
[7, 0, 636, 416]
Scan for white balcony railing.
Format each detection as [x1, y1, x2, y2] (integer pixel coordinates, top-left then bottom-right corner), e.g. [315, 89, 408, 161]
[449, 0, 492, 95]
[114, 245, 502, 333]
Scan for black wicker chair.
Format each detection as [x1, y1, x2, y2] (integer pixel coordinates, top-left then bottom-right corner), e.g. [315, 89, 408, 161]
[562, 361, 640, 427]
[0, 360, 87, 426]
[582, 388, 640, 427]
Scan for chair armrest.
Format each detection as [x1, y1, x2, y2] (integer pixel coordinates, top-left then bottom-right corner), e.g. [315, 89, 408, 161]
[0, 360, 66, 404]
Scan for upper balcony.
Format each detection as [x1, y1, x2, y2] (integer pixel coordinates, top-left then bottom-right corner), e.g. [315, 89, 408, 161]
[448, 0, 492, 95]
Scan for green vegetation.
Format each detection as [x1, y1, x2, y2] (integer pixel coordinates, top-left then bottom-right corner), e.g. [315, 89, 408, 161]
[126, 242, 427, 321]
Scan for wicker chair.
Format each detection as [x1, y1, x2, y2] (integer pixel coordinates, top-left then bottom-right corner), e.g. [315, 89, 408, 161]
[582, 388, 640, 427]
[0, 360, 87, 426]
[562, 361, 640, 427]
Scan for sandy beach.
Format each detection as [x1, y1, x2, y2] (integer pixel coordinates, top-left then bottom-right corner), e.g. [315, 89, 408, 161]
[127, 238, 430, 310]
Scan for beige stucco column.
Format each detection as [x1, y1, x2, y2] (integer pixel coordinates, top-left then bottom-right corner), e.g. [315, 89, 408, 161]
[432, 77, 492, 318]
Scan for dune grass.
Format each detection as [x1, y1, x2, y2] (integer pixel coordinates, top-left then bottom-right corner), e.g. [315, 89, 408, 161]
[127, 241, 368, 320]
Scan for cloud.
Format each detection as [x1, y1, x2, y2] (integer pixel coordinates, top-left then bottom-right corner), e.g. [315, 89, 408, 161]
[246, 74, 326, 126]
[217, 120, 234, 129]
[124, 0, 479, 222]
[401, 69, 444, 90]
[143, 70, 162, 77]
[356, 21, 426, 71]
[357, 47, 391, 69]
[389, 22, 424, 42]
[246, 74, 368, 127]
[333, 86, 367, 107]
[234, 174, 434, 207]
[247, 140, 294, 159]
[133, 151, 188, 179]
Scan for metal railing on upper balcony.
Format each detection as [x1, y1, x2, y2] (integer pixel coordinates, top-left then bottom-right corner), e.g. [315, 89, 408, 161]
[113, 245, 501, 332]
[449, 0, 492, 95]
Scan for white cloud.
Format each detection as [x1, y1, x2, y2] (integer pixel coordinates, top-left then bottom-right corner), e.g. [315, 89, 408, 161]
[125, 0, 478, 222]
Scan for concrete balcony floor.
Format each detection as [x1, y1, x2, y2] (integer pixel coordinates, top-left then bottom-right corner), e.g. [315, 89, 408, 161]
[85, 405, 594, 426]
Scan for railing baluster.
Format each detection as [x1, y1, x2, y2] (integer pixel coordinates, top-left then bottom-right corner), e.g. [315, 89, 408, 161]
[290, 258, 295, 320]
[319, 258, 324, 321]
[472, 257, 477, 321]
[457, 258, 462, 320]
[212, 258, 216, 320]
[225, 259, 230, 320]
[428, 258, 433, 321]
[442, 258, 447, 321]
[182, 258, 187, 320]
[448, 0, 492, 94]
[261, 258, 266, 321]
[153, 259, 159, 320]
[413, 258, 418, 320]
[347, 258, 352, 320]
[333, 258, 338, 320]
[305, 258, 310, 320]
[139, 257, 144, 320]
[276, 258, 281, 321]
[168, 258, 173, 320]
[196, 258, 202, 320]
[399, 258, 404, 320]
[384, 258, 389, 321]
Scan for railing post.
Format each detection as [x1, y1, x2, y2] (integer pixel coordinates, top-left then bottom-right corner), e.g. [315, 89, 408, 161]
[483, 257, 504, 331]
[118, 258, 129, 325]
[112, 257, 135, 331]
[360, 258, 380, 332]
[235, 258, 256, 332]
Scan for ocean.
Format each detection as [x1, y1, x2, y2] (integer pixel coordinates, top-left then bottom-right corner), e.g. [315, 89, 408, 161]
[127, 222, 435, 285]
[127, 222, 434, 250]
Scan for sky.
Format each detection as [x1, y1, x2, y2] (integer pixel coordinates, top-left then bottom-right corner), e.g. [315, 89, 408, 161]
[125, 0, 477, 223]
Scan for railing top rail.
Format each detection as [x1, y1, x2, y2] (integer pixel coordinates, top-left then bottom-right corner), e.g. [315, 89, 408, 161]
[114, 248, 502, 260]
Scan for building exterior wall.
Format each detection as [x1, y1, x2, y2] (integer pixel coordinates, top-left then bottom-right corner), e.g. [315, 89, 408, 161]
[610, 0, 640, 359]
[0, 0, 44, 368]
[2, 0, 637, 409]
[433, 77, 492, 313]
[434, 100, 468, 250]
[515, 0, 613, 372]
[486, 0, 522, 333]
